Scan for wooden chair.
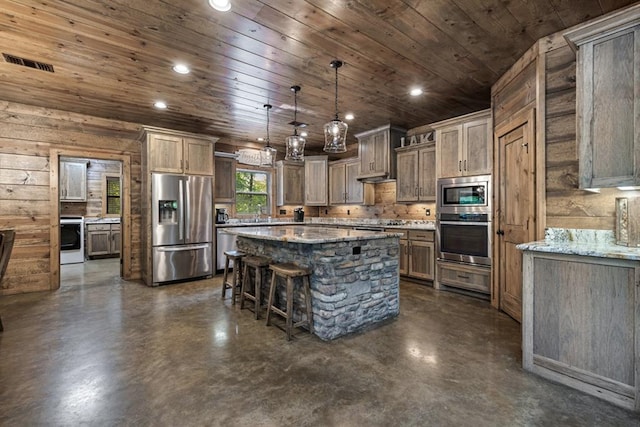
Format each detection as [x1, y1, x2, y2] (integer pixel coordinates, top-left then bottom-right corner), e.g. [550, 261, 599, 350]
[239, 255, 271, 319]
[221, 250, 246, 305]
[0, 230, 16, 332]
[265, 262, 313, 340]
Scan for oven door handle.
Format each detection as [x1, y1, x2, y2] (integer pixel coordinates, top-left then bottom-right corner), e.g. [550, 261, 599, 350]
[439, 221, 490, 226]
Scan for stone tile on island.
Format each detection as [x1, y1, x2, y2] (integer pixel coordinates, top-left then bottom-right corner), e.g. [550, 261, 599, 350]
[224, 226, 401, 340]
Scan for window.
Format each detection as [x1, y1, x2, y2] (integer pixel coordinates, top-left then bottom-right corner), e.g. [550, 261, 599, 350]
[103, 176, 121, 216]
[235, 169, 270, 215]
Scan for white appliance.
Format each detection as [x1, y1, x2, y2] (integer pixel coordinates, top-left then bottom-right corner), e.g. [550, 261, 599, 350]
[60, 216, 84, 264]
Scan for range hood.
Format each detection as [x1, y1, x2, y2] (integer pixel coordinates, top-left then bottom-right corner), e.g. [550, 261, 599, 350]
[357, 172, 395, 183]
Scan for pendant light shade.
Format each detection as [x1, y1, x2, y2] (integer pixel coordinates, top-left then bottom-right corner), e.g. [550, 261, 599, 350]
[285, 85, 306, 161]
[260, 104, 277, 167]
[323, 60, 348, 153]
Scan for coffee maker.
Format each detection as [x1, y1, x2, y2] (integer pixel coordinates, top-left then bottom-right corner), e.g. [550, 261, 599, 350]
[216, 208, 229, 224]
[293, 207, 304, 222]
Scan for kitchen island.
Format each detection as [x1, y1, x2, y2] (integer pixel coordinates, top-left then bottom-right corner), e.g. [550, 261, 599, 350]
[223, 226, 402, 340]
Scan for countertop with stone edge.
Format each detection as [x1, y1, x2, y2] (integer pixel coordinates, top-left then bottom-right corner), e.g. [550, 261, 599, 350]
[216, 219, 435, 230]
[84, 217, 121, 224]
[517, 228, 640, 261]
[222, 225, 404, 244]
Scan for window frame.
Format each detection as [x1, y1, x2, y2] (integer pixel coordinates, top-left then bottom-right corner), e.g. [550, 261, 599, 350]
[102, 175, 122, 217]
[234, 168, 272, 217]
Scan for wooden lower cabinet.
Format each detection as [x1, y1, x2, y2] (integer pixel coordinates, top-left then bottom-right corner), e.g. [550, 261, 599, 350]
[436, 260, 491, 294]
[522, 250, 640, 412]
[390, 229, 434, 282]
[86, 223, 121, 258]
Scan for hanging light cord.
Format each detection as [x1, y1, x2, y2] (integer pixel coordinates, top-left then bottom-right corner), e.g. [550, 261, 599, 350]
[334, 64, 339, 121]
[264, 104, 272, 147]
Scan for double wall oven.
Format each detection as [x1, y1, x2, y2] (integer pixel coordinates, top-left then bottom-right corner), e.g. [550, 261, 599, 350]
[436, 175, 491, 267]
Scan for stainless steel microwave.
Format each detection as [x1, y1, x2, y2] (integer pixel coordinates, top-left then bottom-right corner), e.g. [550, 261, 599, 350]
[437, 174, 491, 214]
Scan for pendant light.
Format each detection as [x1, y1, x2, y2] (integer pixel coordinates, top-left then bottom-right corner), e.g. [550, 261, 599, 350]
[323, 60, 348, 153]
[260, 104, 277, 167]
[285, 85, 306, 161]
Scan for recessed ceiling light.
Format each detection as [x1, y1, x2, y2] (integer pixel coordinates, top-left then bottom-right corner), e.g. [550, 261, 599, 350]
[410, 88, 423, 96]
[300, 131, 308, 137]
[345, 113, 354, 120]
[209, 0, 231, 12]
[257, 137, 264, 142]
[172, 64, 190, 74]
[154, 101, 167, 109]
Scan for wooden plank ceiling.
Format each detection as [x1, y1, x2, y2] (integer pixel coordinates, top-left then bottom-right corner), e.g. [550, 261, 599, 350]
[0, 0, 635, 152]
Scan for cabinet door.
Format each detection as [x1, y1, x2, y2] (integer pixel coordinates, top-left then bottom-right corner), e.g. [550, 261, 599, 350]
[399, 239, 409, 276]
[463, 118, 491, 176]
[148, 133, 184, 173]
[87, 230, 111, 256]
[304, 156, 328, 206]
[329, 163, 346, 205]
[396, 150, 419, 202]
[345, 161, 364, 204]
[282, 163, 304, 205]
[437, 125, 463, 178]
[408, 241, 434, 280]
[110, 227, 121, 254]
[215, 157, 236, 203]
[359, 135, 376, 175]
[60, 161, 87, 201]
[371, 131, 389, 175]
[418, 146, 436, 201]
[184, 137, 214, 175]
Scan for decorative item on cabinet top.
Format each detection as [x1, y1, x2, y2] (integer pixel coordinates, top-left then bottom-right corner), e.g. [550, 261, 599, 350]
[402, 130, 435, 147]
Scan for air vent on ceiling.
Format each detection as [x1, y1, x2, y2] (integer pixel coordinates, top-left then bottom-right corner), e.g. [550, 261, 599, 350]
[2, 53, 54, 73]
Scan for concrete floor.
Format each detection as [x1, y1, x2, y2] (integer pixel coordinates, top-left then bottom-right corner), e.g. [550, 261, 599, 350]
[0, 259, 638, 426]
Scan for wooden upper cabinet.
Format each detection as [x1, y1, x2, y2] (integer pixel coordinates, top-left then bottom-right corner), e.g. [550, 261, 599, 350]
[60, 159, 87, 202]
[141, 127, 217, 176]
[276, 161, 304, 206]
[304, 156, 328, 206]
[564, 5, 640, 188]
[329, 159, 373, 205]
[433, 109, 492, 178]
[395, 143, 436, 202]
[215, 156, 236, 203]
[356, 124, 405, 180]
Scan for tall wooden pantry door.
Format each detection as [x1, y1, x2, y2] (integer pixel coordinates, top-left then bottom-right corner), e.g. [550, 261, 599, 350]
[494, 108, 536, 322]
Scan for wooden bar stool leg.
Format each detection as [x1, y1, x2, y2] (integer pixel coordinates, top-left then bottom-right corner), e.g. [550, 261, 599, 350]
[221, 256, 231, 299]
[266, 270, 278, 327]
[240, 262, 250, 309]
[303, 275, 313, 334]
[286, 276, 294, 341]
[254, 266, 262, 320]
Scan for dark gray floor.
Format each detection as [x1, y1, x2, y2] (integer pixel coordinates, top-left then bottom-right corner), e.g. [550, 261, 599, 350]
[0, 263, 638, 426]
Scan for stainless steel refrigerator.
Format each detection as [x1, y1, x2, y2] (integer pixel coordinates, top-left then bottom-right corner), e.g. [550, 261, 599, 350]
[152, 173, 213, 284]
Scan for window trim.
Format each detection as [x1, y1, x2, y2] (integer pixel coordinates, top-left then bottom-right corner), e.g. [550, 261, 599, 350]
[102, 174, 122, 218]
[235, 168, 272, 217]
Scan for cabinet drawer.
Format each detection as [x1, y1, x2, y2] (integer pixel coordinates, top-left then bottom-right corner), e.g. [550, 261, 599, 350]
[408, 230, 434, 242]
[437, 262, 490, 293]
[87, 224, 111, 231]
[110, 223, 121, 231]
[386, 229, 408, 239]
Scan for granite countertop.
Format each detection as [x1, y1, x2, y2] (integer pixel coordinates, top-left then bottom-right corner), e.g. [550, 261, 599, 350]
[222, 225, 403, 244]
[216, 219, 435, 230]
[84, 217, 121, 224]
[517, 228, 640, 261]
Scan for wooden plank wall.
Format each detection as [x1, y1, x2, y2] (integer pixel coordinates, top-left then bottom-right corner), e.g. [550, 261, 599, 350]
[544, 40, 633, 230]
[0, 101, 142, 295]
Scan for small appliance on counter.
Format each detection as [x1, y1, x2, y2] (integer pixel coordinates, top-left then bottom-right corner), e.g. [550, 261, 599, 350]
[216, 208, 229, 224]
[293, 207, 304, 222]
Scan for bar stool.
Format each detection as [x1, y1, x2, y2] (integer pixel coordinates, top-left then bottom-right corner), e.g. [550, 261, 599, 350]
[266, 262, 313, 341]
[240, 255, 271, 319]
[221, 250, 246, 305]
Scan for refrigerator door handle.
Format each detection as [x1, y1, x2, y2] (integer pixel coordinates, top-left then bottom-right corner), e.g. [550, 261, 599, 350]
[156, 244, 210, 252]
[184, 177, 191, 243]
[178, 178, 184, 241]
